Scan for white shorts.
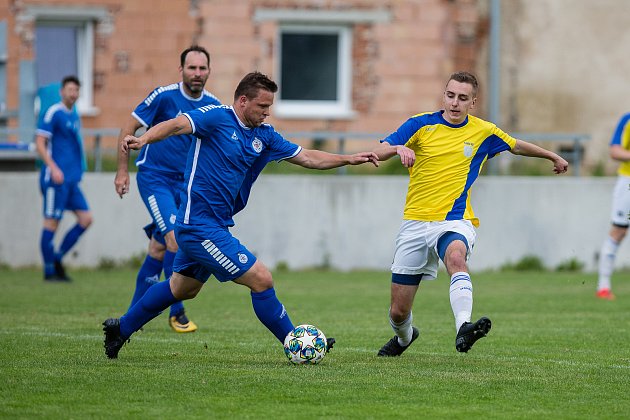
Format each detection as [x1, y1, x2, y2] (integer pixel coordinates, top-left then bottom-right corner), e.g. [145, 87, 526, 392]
[609, 175, 630, 227]
[391, 219, 477, 281]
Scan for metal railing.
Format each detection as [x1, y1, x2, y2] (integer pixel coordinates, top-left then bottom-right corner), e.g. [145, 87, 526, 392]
[0, 128, 590, 176]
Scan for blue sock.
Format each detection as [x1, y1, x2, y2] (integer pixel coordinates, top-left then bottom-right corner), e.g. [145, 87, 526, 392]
[164, 250, 185, 318]
[119, 279, 177, 338]
[251, 288, 294, 343]
[128, 255, 163, 311]
[55, 224, 86, 261]
[40, 228, 56, 277]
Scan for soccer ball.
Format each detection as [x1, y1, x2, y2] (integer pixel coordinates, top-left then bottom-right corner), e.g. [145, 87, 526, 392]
[283, 324, 327, 365]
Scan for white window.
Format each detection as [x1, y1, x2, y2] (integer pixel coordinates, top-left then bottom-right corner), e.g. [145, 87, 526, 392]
[23, 5, 110, 116]
[275, 25, 353, 119]
[253, 8, 392, 120]
[35, 20, 95, 115]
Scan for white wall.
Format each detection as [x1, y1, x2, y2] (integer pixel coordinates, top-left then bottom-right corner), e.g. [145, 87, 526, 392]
[0, 173, 625, 272]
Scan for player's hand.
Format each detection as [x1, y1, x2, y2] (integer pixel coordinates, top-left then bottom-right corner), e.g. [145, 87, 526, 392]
[349, 152, 379, 167]
[552, 155, 569, 174]
[51, 166, 64, 185]
[114, 171, 130, 198]
[124, 135, 145, 151]
[396, 145, 415, 168]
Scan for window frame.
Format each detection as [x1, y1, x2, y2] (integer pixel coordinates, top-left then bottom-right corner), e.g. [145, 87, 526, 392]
[34, 19, 95, 115]
[23, 5, 107, 116]
[274, 24, 354, 120]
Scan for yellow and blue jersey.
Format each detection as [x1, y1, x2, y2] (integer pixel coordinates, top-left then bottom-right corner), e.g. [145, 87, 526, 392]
[610, 113, 630, 176]
[382, 111, 517, 227]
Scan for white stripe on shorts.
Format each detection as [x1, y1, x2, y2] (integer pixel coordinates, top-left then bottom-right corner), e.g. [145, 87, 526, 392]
[201, 240, 240, 275]
[148, 195, 167, 231]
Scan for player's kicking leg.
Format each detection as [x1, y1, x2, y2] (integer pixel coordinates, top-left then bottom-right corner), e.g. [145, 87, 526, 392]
[103, 273, 203, 358]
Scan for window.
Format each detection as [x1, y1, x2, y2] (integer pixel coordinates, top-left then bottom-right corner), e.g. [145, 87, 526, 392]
[22, 5, 110, 116]
[35, 20, 95, 115]
[275, 25, 352, 119]
[253, 8, 392, 119]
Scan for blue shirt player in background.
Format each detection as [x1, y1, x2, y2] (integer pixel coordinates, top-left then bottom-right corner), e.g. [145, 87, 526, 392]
[35, 76, 92, 282]
[114, 46, 221, 333]
[103, 71, 379, 359]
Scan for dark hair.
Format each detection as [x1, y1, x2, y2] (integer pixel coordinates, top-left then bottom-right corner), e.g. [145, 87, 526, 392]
[233, 71, 278, 100]
[447, 71, 478, 96]
[61, 75, 81, 87]
[180, 45, 210, 67]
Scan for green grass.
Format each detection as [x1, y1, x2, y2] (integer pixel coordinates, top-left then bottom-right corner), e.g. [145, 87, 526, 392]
[1, 268, 629, 419]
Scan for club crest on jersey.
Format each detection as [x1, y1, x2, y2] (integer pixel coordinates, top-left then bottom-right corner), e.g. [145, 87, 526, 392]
[463, 142, 474, 158]
[231, 131, 239, 141]
[238, 253, 248, 264]
[252, 138, 263, 153]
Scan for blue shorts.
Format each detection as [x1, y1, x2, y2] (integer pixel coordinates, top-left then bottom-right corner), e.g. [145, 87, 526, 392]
[40, 175, 89, 219]
[173, 224, 257, 283]
[136, 168, 184, 239]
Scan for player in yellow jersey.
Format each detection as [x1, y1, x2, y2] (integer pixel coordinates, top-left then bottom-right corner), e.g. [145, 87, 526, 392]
[596, 113, 630, 300]
[373, 71, 568, 356]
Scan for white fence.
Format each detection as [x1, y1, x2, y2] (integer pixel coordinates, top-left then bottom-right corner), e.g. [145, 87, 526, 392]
[0, 173, 624, 273]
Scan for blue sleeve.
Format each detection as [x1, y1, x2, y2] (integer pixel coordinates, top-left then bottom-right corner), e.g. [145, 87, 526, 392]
[37, 108, 56, 135]
[132, 88, 165, 127]
[484, 135, 513, 159]
[266, 128, 300, 161]
[184, 106, 221, 138]
[381, 117, 423, 146]
[610, 114, 630, 146]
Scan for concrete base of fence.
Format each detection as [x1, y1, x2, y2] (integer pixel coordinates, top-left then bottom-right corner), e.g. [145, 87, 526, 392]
[0, 173, 624, 274]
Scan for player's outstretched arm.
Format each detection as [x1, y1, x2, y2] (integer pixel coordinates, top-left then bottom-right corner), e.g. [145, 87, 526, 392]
[114, 116, 144, 198]
[287, 149, 379, 170]
[124, 115, 192, 152]
[510, 139, 569, 174]
[610, 144, 630, 162]
[372, 142, 415, 168]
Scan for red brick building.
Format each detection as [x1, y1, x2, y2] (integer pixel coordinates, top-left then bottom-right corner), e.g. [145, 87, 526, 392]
[1, 0, 482, 151]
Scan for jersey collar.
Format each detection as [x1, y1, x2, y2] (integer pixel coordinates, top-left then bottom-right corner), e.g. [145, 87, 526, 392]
[179, 82, 206, 102]
[438, 110, 469, 128]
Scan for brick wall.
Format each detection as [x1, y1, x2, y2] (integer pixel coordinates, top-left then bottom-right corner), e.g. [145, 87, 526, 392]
[2, 0, 481, 150]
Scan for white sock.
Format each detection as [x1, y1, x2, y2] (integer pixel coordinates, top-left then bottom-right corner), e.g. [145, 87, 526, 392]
[449, 272, 473, 332]
[598, 237, 619, 291]
[389, 310, 414, 346]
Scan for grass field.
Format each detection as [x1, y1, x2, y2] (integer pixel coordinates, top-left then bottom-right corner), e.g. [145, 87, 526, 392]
[1, 268, 629, 419]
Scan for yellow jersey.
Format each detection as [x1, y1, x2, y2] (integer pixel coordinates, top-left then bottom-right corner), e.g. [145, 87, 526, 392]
[610, 113, 630, 176]
[382, 111, 517, 227]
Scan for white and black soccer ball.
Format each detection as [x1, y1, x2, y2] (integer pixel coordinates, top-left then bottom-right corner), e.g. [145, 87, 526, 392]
[283, 324, 327, 365]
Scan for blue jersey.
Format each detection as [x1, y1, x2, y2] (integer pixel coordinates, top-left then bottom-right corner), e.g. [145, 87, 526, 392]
[180, 105, 301, 227]
[133, 82, 220, 176]
[36, 102, 84, 183]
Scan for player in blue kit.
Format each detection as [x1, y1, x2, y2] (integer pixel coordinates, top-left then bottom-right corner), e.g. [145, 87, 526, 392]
[103, 71, 379, 359]
[114, 46, 220, 333]
[35, 76, 92, 282]
[373, 72, 568, 356]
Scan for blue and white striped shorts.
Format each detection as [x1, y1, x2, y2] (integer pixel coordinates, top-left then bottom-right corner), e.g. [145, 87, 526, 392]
[173, 224, 257, 283]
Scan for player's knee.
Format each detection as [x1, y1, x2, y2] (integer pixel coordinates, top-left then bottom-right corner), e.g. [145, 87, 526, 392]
[171, 273, 202, 300]
[147, 238, 166, 260]
[251, 267, 274, 292]
[164, 231, 178, 252]
[77, 212, 93, 229]
[43, 218, 59, 231]
[443, 243, 468, 273]
[389, 304, 411, 323]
